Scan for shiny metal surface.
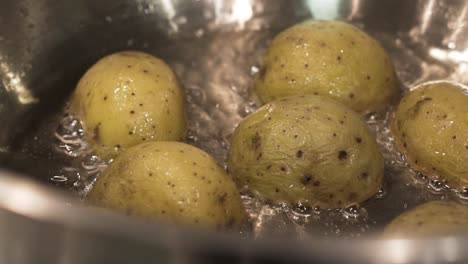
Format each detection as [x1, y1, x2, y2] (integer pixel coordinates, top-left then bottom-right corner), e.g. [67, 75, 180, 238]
[0, 0, 467, 263]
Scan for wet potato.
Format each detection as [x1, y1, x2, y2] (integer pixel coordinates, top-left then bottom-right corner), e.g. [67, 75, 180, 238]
[87, 141, 246, 231]
[383, 201, 468, 238]
[255, 20, 398, 114]
[70, 51, 186, 159]
[392, 82, 468, 189]
[228, 95, 384, 209]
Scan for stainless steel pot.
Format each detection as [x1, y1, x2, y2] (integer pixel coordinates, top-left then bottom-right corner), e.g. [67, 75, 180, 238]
[0, 0, 467, 263]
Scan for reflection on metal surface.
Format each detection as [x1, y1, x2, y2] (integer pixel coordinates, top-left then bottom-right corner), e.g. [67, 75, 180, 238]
[0, 0, 468, 263]
[419, 0, 436, 34]
[160, 0, 178, 32]
[0, 59, 38, 104]
[443, 5, 467, 48]
[385, 240, 411, 264]
[214, 0, 253, 28]
[346, 0, 363, 20]
[429, 47, 468, 64]
[441, 237, 458, 263]
[305, 0, 341, 20]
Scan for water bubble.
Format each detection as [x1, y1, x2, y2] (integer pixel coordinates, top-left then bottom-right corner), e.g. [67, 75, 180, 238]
[414, 172, 428, 182]
[54, 113, 86, 157]
[455, 187, 468, 201]
[51, 175, 68, 183]
[342, 204, 366, 219]
[375, 186, 387, 199]
[428, 179, 447, 193]
[55, 114, 83, 143]
[186, 130, 199, 145]
[82, 154, 105, 171]
[55, 143, 84, 157]
[291, 202, 313, 217]
[105, 16, 112, 23]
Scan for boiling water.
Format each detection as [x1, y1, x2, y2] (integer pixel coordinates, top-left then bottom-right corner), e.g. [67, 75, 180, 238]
[9, 22, 468, 239]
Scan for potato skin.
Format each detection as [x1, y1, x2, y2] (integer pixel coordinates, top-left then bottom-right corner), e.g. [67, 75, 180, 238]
[227, 95, 384, 209]
[383, 201, 468, 238]
[87, 142, 245, 230]
[71, 51, 186, 159]
[255, 20, 397, 114]
[391, 82, 468, 189]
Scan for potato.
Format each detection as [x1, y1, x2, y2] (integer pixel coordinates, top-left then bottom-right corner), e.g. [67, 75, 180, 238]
[70, 51, 186, 159]
[383, 201, 468, 238]
[227, 95, 384, 209]
[255, 20, 398, 114]
[87, 141, 246, 231]
[391, 82, 468, 189]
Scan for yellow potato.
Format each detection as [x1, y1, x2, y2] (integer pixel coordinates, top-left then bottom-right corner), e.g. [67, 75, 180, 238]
[70, 51, 186, 159]
[391, 82, 468, 189]
[255, 20, 398, 114]
[383, 201, 468, 238]
[87, 142, 246, 231]
[228, 95, 384, 209]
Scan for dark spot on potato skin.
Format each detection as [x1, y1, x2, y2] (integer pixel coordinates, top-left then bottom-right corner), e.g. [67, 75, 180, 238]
[280, 166, 286, 172]
[338, 150, 348, 160]
[130, 110, 135, 114]
[103, 96, 108, 100]
[93, 123, 101, 143]
[259, 66, 267, 80]
[361, 172, 368, 179]
[218, 193, 227, 204]
[275, 188, 280, 193]
[251, 132, 262, 151]
[410, 97, 433, 116]
[355, 137, 362, 143]
[313, 181, 321, 186]
[296, 150, 304, 158]
[256, 153, 263, 160]
[266, 165, 272, 170]
[348, 192, 358, 200]
[300, 174, 313, 185]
